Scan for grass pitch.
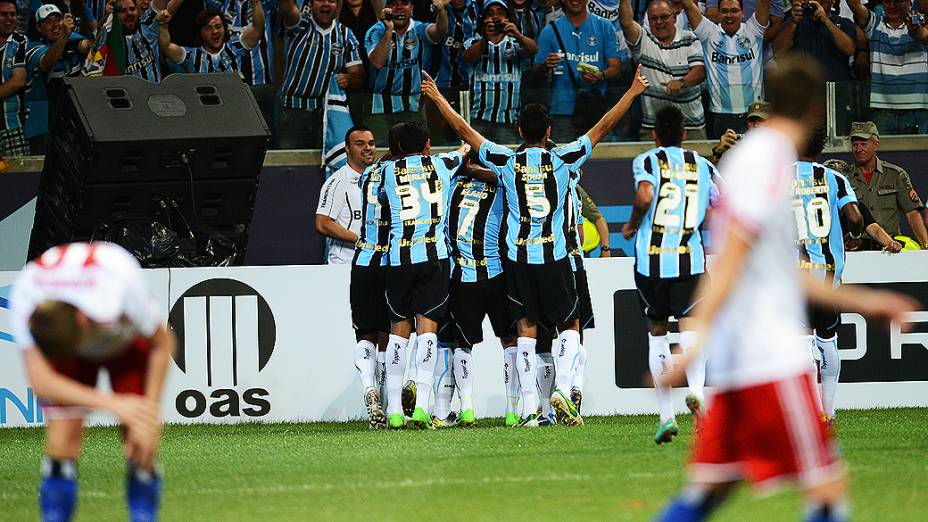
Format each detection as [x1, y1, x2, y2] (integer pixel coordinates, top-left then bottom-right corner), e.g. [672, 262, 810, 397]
[1, 408, 926, 521]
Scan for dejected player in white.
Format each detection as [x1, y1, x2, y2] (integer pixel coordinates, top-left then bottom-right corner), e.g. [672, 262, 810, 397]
[655, 58, 917, 522]
[10, 242, 175, 522]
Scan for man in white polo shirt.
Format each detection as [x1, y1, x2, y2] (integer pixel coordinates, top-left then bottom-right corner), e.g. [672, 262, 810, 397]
[315, 126, 377, 265]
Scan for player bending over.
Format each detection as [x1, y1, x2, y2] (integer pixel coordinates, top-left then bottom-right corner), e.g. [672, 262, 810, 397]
[655, 58, 916, 522]
[420, 66, 648, 426]
[622, 106, 719, 444]
[11, 242, 175, 522]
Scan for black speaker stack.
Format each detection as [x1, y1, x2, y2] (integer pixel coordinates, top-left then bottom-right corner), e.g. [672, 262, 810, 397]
[28, 73, 270, 266]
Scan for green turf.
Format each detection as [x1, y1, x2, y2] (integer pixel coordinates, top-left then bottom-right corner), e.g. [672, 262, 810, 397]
[1, 408, 926, 521]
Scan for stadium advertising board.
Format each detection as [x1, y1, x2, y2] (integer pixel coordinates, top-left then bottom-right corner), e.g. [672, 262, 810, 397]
[1, 254, 927, 428]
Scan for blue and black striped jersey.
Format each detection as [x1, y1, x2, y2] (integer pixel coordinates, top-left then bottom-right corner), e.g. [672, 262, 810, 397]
[123, 8, 161, 82]
[178, 36, 251, 73]
[565, 171, 584, 272]
[465, 34, 523, 124]
[225, 0, 277, 86]
[434, 4, 474, 89]
[792, 161, 858, 286]
[354, 161, 391, 267]
[364, 20, 436, 114]
[0, 32, 27, 131]
[479, 136, 594, 264]
[447, 175, 504, 282]
[279, 17, 361, 110]
[633, 146, 719, 279]
[380, 152, 464, 265]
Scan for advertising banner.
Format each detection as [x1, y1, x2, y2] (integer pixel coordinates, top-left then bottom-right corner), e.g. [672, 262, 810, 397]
[2, 253, 927, 428]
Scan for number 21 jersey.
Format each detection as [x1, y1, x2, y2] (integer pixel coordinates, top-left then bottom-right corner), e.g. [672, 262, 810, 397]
[633, 146, 719, 279]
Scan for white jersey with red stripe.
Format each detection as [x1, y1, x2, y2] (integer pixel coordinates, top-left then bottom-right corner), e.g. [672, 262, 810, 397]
[708, 127, 809, 390]
[10, 242, 162, 352]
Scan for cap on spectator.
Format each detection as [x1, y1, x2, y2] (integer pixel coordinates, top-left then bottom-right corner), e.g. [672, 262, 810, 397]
[747, 101, 770, 121]
[37, 4, 63, 22]
[483, 0, 507, 12]
[850, 121, 879, 140]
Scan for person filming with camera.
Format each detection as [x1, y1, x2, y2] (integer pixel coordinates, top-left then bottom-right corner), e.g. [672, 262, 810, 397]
[773, 0, 857, 81]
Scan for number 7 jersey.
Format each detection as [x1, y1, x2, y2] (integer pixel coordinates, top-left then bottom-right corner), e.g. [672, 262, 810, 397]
[380, 152, 464, 265]
[633, 146, 719, 278]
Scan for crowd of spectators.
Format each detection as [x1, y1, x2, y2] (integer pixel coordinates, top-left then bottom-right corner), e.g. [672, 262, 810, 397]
[0, 0, 925, 154]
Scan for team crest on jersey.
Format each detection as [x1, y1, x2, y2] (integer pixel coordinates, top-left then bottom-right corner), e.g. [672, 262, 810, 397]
[587, 36, 597, 46]
[331, 42, 343, 55]
[736, 35, 751, 48]
[504, 46, 516, 59]
[404, 35, 418, 50]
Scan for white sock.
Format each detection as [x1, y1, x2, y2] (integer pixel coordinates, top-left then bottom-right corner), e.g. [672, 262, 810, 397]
[679, 331, 705, 400]
[354, 340, 377, 392]
[516, 337, 538, 417]
[536, 352, 555, 417]
[453, 347, 474, 412]
[816, 334, 841, 417]
[433, 343, 455, 420]
[554, 329, 581, 392]
[413, 333, 439, 411]
[570, 343, 587, 391]
[648, 333, 675, 423]
[377, 350, 387, 403]
[803, 334, 826, 413]
[385, 335, 408, 415]
[503, 347, 520, 414]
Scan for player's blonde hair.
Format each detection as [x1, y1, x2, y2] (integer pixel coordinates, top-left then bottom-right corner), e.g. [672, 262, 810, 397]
[28, 301, 81, 360]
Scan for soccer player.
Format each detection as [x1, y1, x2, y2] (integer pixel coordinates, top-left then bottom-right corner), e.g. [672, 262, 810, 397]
[317, 126, 377, 265]
[655, 58, 916, 522]
[156, 0, 264, 73]
[437, 153, 517, 428]
[621, 105, 719, 444]
[792, 126, 865, 423]
[346, 125, 396, 429]
[420, 65, 648, 426]
[377, 121, 468, 429]
[10, 242, 175, 522]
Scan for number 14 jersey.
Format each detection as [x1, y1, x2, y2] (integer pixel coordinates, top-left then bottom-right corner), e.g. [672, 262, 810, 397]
[633, 146, 719, 279]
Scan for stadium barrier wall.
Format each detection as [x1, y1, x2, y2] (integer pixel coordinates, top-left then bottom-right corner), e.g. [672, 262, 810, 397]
[2, 253, 927, 428]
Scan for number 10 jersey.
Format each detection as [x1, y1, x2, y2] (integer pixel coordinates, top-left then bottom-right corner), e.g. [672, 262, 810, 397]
[633, 146, 720, 279]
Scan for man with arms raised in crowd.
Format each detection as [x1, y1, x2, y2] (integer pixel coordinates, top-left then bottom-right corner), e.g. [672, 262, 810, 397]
[622, 105, 718, 444]
[420, 65, 648, 426]
[157, 0, 264, 73]
[11, 242, 175, 521]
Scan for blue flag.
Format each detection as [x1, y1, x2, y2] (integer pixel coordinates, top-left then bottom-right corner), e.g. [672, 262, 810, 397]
[321, 76, 354, 178]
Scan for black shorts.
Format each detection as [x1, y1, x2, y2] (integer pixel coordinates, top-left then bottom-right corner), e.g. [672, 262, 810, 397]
[575, 268, 595, 330]
[806, 302, 841, 338]
[442, 274, 516, 347]
[385, 259, 450, 323]
[350, 264, 390, 335]
[634, 272, 701, 322]
[506, 258, 578, 330]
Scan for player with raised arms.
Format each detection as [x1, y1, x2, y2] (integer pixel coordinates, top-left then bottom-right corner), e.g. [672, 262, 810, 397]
[420, 66, 649, 426]
[655, 57, 917, 522]
[10, 242, 175, 522]
[622, 105, 719, 444]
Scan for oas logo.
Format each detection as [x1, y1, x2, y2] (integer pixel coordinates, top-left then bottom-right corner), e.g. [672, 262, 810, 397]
[169, 278, 276, 419]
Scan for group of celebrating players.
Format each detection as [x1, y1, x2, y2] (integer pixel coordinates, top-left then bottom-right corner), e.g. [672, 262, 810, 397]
[10, 53, 921, 520]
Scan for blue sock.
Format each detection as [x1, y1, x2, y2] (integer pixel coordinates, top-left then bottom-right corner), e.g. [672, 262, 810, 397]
[39, 458, 78, 522]
[656, 485, 727, 522]
[805, 500, 850, 522]
[127, 464, 162, 522]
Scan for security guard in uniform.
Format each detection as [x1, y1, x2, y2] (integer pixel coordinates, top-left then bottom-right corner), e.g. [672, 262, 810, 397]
[843, 121, 928, 250]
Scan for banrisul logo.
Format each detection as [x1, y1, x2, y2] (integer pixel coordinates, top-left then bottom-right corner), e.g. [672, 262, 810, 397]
[169, 279, 276, 419]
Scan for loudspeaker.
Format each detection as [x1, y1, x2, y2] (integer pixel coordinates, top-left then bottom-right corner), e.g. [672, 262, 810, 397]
[29, 73, 270, 265]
